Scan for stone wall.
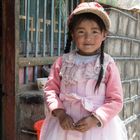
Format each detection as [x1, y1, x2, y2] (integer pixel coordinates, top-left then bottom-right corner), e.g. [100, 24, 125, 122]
[106, 7, 140, 140]
[18, 7, 140, 140]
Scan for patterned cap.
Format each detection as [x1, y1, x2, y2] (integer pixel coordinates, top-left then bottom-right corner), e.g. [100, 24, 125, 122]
[68, 2, 111, 30]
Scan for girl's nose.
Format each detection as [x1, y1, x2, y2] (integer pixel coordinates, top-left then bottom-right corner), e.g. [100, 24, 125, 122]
[85, 33, 92, 41]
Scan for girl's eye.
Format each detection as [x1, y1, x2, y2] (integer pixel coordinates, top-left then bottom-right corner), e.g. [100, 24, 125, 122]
[77, 30, 85, 34]
[92, 30, 99, 34]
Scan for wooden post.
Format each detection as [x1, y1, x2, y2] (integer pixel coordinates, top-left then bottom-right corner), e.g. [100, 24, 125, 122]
[2, 0, 17, 139]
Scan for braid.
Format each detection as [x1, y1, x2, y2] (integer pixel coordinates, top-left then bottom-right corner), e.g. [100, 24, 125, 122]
[64, 31, 72, 53]
[95, 41, 105, 90]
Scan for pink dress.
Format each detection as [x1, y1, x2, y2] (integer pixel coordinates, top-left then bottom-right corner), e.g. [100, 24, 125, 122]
[40, 51, 128, 140]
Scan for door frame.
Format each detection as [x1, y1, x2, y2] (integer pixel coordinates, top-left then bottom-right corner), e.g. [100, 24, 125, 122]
[2, 0, 19, 139]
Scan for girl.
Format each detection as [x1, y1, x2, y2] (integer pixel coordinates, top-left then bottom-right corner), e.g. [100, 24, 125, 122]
[40, 2, 128, 140]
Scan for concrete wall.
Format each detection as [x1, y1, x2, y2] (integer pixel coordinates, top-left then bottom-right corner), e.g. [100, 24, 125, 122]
[18, 7, 140, 140]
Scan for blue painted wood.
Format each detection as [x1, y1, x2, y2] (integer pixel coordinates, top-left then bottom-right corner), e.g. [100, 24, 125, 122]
[42, 0, 47, 57]
[58, 0, 62, 56]
[35, 0, 39, 57]
[34, 0, 40, 81]
[24, 0, 31, 84]
[20, 0, 80, 83]
[50, 0, 54, 56]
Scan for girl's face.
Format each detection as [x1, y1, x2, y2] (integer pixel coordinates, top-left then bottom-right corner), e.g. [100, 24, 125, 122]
[72, 20, 107, 56]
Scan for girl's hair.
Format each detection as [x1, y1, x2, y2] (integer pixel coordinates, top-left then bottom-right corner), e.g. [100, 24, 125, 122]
[95, 41, 104, 90]
[64, 13, 106, 89]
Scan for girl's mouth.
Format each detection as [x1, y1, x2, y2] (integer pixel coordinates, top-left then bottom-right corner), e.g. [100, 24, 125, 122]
[84, 44, 94, 48]
[84, 43, 94, 45]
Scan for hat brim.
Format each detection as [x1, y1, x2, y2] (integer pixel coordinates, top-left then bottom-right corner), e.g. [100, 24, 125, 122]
[68, 2, 111, 30]
[73, 8, 111, 30]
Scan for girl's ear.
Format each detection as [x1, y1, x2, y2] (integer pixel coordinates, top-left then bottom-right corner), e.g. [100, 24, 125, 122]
[71, 32, 74, 41]
[102, 31, 108, 41]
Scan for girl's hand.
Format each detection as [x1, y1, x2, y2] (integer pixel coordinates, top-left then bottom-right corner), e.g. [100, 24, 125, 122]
[52, 109, 75, 130]
[75, 115, 100, 132]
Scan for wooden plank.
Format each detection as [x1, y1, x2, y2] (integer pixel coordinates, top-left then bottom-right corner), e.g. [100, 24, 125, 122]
[2, 0, 16, 139]
[18, 56, 58, 67]
[19, 90, 44, 104]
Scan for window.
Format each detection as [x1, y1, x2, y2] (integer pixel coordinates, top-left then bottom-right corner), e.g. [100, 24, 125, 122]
[19, 0, 80, 85]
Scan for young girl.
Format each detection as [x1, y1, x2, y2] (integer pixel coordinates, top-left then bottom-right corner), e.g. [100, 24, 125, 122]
[40, 2, 128, 140]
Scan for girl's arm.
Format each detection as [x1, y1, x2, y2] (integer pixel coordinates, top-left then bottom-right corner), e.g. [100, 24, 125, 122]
[92, 61, 123, 127]
[44, 57, 65, 113]
[44, 57, 75, 130]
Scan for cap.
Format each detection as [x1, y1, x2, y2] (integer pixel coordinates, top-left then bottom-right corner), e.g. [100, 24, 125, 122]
[68, 2, 111, 30]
